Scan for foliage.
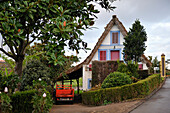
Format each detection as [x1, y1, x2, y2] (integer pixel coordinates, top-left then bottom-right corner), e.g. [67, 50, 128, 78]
[103, 100, 112, 105]
[137, 70, 149, 79]
[21, 60, 52, 91]
[123, 20, 147, 62]
[117, 61, 139, 79]
[0, 92, 12, 113]
[10, 90, 37, 113]
[82, 74, 161, 106]
[101, 72, 132, 88]
[0, 0, 115, 78]
[148, 56, 159, 73]
[92, 60, 120, 87]
[0, 54, 15, 70]
[0, 70, 20, 93]
[31, 79, 53, 113]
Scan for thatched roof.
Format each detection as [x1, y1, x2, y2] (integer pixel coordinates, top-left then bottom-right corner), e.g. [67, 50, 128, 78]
[58, 15, 152, 80]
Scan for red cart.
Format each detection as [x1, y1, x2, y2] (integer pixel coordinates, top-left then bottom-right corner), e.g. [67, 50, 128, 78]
[56, 85, 74, 101]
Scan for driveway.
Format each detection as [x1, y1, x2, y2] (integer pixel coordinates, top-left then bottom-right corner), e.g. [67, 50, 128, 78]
[130, 78, 170, 113]
[50, 100, 140, 113]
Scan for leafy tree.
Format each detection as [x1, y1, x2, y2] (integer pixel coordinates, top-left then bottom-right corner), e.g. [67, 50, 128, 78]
[0, 0, 115, 82]
[123, 20, 147, 62]
[148, 56, 159, 73]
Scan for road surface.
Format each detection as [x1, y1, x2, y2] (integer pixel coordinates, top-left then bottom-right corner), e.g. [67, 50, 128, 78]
[131, 78, 170, 113]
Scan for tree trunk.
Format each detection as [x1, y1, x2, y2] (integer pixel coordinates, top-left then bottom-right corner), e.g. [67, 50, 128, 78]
[15, 56, 24, 90]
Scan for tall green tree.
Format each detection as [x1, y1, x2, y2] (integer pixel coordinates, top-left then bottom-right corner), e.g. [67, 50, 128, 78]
[123, 20, 147, 62]
[0, 0, 116, 80]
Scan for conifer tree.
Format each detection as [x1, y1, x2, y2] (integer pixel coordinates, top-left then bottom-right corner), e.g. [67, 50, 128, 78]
[123, 20, 147, 62]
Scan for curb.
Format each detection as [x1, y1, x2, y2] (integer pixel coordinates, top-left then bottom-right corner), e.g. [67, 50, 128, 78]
[125, 77, 166, 113]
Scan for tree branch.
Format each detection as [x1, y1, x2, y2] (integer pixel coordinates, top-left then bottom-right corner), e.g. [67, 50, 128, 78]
[3, 36, 17, 57]
[0, 48, 15, 59]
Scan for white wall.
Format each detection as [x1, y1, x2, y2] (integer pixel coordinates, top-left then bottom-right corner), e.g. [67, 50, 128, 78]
[83, 65, 92, 90]
[102, 25, 125, 45]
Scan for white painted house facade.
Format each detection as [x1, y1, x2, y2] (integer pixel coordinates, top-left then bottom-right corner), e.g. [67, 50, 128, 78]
[65, 15, 152, 91]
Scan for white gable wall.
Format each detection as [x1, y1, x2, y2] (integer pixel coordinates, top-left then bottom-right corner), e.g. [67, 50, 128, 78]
[90, 25, 124, 62]
[83, 25, 125, 90]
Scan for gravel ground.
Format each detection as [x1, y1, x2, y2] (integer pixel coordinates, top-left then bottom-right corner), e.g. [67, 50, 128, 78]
[50, 100, 141, 113]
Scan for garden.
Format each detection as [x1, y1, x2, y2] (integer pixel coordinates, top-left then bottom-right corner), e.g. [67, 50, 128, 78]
[0, 0, 116, 112]
[82, 61, 163, 106]
[0, 0, 164, 112]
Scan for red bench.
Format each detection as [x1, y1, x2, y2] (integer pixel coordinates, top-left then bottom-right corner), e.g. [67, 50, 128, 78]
[56, 85, 74, 101]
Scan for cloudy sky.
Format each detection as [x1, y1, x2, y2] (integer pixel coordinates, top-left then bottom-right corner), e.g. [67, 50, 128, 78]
[67, 0, 170, 63]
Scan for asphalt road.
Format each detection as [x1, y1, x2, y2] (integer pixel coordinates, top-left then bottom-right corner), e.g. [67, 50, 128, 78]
[130, 78, 170, 113]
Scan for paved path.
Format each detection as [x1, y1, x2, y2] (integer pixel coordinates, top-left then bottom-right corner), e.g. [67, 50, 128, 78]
[131, 78, 170, 113]
[50, 101, 140, 113]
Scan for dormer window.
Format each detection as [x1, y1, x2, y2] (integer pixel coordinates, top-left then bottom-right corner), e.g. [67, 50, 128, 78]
[112, 32, 118, 44]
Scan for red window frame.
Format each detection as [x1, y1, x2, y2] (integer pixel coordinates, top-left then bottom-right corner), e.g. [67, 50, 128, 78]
[112, 32, 118, 44]
[100, 51, 106, 61]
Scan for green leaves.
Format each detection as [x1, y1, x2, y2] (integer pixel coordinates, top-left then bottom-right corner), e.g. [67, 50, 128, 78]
[0, 0, 116, 77]
[123, 19, 147, 62]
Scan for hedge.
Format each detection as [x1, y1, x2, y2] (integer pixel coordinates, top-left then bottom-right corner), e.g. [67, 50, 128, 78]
[82, 74, 161, 105]
[10, 90, 37, 113]
[92, 60, 122, 87]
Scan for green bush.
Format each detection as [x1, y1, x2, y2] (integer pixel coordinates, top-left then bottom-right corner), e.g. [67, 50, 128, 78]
[32, 79, 53, 113]
[101, 72, 132, 88]
[0, 70, 20, 93]
[117, 61, 139, 79]
[10, 90, 37, 113]
[21, 60, 52, 90]
[0, 92, 12, 113]
[82, 74, 161, 106]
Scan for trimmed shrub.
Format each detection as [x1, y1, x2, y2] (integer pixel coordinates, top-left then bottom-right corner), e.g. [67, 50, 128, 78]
[10, 90, 37, 113]
[82, 74, 161, 106]
[101, 72, 132, 88]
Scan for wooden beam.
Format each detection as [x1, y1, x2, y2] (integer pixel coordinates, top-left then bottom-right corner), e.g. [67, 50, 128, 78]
[70, 79, 72, 86]
[76, 78, 79, 94]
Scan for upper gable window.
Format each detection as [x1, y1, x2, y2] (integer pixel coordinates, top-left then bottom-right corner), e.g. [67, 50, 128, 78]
[112, 32, 118, 44]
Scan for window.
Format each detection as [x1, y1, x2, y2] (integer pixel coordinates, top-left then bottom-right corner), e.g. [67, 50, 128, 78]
[112, 32, 118, 44]
[111, 50, 119, 61]
[100, 51, 106, 61]
[88, 78, 92, 89]
[138, 64, 143, 70]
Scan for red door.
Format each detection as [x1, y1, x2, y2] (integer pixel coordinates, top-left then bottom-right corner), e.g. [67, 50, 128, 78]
[111, 51, 119, 61]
